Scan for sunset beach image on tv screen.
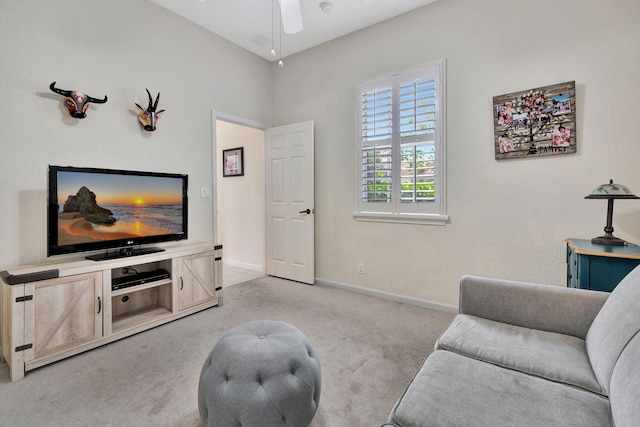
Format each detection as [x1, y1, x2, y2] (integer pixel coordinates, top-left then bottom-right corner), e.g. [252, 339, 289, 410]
[56, 171, 184, 246]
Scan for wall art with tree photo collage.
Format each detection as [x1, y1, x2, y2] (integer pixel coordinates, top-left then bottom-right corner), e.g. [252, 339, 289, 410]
[493, 81, 576, 160]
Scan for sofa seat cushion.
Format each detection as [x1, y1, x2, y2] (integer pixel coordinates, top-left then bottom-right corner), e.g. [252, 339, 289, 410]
[436, 314, 603, 395]
[389, 350, 612, 427]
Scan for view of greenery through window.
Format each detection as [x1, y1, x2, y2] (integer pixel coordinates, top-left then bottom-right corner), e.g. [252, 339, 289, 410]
[400, 143, 435, 202]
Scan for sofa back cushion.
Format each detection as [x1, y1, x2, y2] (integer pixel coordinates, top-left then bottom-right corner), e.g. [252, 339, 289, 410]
[609, 332, 640, 427]
[586, 265, 640, 394]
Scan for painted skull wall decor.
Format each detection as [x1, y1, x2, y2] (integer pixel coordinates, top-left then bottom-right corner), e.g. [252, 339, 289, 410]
[49, 82, 108, 119]
[135, 89, 165, 131]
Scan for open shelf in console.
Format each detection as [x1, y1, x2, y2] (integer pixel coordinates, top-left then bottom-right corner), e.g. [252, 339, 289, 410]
[110, 259, 173, 334]
[112, 303, 172, 333]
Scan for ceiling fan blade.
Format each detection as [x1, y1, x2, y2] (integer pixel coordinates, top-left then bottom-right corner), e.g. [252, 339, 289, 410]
[279, 0, 303, 34]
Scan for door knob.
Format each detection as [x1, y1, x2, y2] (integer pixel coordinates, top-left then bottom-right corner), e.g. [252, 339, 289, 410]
[299, 209, 311, 214]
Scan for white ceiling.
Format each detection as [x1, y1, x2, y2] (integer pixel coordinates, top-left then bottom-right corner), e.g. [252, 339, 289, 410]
[149, 0, 439, 62]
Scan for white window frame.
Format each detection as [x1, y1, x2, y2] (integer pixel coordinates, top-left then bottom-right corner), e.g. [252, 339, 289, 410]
[353, 59, 448, 225]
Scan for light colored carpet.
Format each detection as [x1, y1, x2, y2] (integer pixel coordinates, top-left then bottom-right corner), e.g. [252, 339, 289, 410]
[222, 263, 265, 287]
[0, 276, 454, 426]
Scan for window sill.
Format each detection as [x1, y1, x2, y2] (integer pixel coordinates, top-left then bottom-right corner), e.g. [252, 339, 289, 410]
[352, 211, 449, 225]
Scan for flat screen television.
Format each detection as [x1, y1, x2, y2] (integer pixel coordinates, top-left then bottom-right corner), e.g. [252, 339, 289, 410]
[48, 165, 188, 260]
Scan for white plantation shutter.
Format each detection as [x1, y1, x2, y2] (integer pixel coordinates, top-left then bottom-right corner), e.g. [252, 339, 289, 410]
[399, 75, 436, 142]
[361, 78, 392, 144]
[355, 60, 447, 224]
[401, 144, 435, 202]
[360, 76, 393, 205]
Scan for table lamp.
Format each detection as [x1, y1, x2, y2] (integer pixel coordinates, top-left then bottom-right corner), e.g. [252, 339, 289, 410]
[585, 179, 639, 245]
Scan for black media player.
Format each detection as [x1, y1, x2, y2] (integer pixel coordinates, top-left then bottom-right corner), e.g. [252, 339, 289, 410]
[112, 269, 170, 291]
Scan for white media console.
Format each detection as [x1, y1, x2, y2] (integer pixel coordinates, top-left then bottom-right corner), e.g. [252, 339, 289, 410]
[1, 242, 222, 381]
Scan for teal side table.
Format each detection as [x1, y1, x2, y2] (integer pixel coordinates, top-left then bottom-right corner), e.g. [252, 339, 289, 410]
[565, 238, 640, 292]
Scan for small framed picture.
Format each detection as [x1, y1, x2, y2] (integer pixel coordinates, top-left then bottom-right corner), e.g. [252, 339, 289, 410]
[223, 147, 244, 177]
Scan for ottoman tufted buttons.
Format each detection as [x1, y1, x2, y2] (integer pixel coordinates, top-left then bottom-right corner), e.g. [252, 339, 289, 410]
[198, 320, 321, 427]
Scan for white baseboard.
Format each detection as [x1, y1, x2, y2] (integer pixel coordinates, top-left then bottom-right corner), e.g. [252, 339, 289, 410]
[221, 263, 458, 313]
[314, 278, 458, 314]
[223, 259, 265, 273]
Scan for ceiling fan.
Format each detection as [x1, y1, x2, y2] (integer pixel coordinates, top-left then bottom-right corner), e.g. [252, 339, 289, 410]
[279, 0, 303, 34]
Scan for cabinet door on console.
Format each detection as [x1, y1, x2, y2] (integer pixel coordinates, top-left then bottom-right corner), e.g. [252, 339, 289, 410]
[25, 272, 103, 361]
[178, 251, 217, 310]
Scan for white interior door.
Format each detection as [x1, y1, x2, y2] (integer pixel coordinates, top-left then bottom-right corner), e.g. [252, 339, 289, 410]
[265, 121, 314, 284]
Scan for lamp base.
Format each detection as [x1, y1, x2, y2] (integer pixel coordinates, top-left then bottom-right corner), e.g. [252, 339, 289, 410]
[591, 234, 627, 246]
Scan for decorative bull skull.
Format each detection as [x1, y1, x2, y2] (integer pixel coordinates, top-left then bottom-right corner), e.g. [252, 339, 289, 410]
[135, 89, 165, 131]
[49, 82, 108, 119]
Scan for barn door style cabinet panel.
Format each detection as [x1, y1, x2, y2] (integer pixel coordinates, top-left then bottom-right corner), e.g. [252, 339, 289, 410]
[178, 250, 222, 310]
[29, 272, 103, 365]
[1, 242, 222, 381]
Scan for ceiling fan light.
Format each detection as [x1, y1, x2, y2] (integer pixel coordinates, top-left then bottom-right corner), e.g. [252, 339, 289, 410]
[279, 0, 303, 34]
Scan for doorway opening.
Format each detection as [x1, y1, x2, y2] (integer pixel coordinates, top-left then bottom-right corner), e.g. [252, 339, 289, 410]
[213, 113, 267, 284]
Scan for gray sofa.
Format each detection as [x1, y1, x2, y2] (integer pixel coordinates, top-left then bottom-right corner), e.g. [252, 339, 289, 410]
[385, 265, 640, 427]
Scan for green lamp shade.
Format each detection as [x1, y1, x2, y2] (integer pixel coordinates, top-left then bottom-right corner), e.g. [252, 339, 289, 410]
[585, 180, 639, 199]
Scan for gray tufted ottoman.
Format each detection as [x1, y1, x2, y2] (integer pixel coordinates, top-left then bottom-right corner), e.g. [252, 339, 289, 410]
[198, 320, 321, 427]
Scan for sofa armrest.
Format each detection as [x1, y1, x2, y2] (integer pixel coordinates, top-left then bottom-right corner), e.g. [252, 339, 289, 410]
[459, 275, 609, 339]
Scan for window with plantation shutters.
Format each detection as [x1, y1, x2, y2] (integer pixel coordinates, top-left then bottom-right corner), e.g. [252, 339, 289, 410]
[354, 60, 448, 225]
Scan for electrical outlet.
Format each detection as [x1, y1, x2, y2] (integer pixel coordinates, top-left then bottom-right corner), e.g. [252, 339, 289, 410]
[200, 187, 211, 198]
[358, 263, 365, 274]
